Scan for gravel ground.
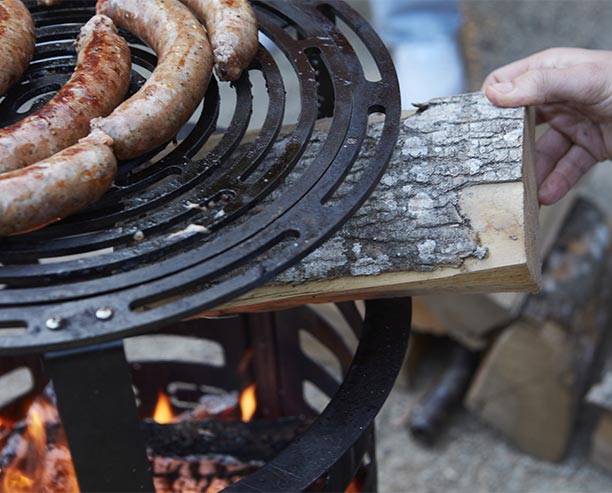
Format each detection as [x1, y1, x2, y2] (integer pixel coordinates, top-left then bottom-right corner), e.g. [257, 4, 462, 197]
[376, 369, 612, 493]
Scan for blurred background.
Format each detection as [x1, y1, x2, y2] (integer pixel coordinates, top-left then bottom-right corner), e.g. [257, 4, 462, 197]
[339, 1, 612, 492]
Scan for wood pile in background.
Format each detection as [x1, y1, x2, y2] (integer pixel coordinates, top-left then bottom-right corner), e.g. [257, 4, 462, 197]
[587, 351, 612, 475]
[466, 199, 612, 461]
[403, 1, 612, 466]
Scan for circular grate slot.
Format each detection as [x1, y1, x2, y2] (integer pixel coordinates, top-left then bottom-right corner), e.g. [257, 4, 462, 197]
[0, 0, 400, 354]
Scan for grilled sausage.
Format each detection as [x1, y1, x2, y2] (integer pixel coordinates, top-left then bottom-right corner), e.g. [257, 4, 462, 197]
[0, 14, 131, 174]
[180, 0, 258, 81]
[93, 0, 213, 160]
[0, 130, 117, 236]
[0, 0, 35, 96]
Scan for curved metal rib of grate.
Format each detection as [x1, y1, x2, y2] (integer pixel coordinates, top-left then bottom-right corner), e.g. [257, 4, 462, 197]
[0, 0, 400, 354]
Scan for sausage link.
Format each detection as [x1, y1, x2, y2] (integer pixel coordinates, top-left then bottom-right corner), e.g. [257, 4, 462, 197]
[0, 14, 131, 174]
[93, 0, 213, 160]
[180, 0, 258, 81]
[0, 130, 117, 236]
[0, 0, 35, 96]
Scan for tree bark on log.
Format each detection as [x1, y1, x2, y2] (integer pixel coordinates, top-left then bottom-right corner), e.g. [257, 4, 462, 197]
[209, 92, 539, 314]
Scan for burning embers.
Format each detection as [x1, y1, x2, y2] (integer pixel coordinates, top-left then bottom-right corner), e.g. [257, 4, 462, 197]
[147, 387, 268, 493]
[0, 393, 78, 493]
[0, 386, 308, 493]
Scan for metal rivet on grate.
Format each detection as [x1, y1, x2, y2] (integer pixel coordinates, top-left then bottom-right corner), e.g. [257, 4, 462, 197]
[45, 317, 64, 331]
[95, 307, 114, 321]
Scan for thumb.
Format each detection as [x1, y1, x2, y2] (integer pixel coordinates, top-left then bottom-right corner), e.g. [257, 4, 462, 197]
[484, 64, 605, 108]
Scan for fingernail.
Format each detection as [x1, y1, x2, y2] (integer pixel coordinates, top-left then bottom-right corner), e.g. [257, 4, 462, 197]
[491, 81, 514, 94]
[538, 181, 557, 205]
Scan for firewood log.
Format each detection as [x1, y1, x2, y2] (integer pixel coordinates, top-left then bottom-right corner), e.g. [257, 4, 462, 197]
[204, 92, 540, 315]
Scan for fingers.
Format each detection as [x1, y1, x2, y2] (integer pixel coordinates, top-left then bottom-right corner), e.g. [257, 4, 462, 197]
[534, 127, 597, 205]
[481, 47, 592, 90]
[538, 144, 597, 205]
[482, 48, 612, 109]
[484, 64, 608, 108]
[480, 48, 612, 204]
[481, 58, 535, 89]
[534, 127, 572, 186]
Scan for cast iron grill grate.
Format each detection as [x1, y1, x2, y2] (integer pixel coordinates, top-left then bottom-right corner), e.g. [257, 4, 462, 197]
[0, 0, 400, 354]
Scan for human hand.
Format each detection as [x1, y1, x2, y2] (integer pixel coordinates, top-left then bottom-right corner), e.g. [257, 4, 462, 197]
[482, 47, 612, 205]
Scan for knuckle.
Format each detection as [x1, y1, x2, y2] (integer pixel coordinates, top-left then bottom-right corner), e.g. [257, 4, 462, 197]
[518, 70, 549, 101]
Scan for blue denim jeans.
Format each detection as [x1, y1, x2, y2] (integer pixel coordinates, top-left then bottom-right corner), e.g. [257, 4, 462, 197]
[371, 0, 462, 46]
[370, 0, 464, 105]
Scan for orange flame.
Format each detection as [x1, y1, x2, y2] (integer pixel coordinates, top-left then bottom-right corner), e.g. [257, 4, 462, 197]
[152, 391, 175, 424]
[239, 385, 257, 422]
[2, 403, 45, 492]
[1, 398, 78, 493]
[345, 478, 362, 493]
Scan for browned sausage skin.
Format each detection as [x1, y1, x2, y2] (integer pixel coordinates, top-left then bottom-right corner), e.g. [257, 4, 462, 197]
[93, 0, 213, 160]
[0, 14, 131, 174]
[0, 130, 117, 236]
[180, 0, 258, 81]
[0, 0, 35, 96]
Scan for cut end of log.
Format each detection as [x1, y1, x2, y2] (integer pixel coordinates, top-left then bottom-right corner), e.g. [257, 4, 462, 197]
[522, 107, 543, 292]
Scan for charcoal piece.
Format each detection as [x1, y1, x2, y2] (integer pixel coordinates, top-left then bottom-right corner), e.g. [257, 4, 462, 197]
[142, 417, 311, 462]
